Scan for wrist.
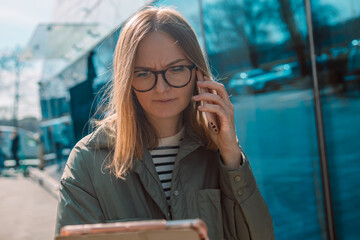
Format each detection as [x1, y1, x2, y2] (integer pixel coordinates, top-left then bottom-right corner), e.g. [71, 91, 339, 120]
[220, 145, 242, 169]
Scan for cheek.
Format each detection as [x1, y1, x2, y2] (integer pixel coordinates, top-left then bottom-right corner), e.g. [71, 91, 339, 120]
[134, 91, 150, 109]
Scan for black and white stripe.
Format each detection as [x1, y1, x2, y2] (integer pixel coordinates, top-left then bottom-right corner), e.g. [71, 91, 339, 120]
[149, 127, 185, 205]
[150, 146, 179, 202]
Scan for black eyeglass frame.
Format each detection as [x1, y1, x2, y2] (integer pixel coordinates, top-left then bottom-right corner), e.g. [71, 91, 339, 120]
[132, 64, 196, 92]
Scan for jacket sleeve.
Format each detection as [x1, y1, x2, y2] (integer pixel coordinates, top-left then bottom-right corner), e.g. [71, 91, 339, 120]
[55, 144, 105, 234]
[219, 152, 275, 240]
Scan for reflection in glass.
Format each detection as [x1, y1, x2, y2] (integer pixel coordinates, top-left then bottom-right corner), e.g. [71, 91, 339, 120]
[312, 0, 360, 239]
[202, 0, 326, 239]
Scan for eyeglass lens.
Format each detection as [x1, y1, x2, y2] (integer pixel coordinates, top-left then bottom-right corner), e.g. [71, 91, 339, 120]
[133, 65, 193, 92]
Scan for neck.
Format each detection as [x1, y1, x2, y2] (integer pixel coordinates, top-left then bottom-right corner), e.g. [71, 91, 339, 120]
[147, 114, 183, 138]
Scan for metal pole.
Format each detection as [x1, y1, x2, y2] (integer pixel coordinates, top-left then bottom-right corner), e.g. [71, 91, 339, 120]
[304, 0, 336, 239]
[13, 59, 20, 128]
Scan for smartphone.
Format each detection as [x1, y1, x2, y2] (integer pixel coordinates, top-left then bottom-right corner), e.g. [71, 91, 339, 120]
[197, 84, 220, 134]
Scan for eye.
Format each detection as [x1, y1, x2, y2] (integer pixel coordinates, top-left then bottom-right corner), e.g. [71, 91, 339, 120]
[169, 65, 185, 73]
[135, 71, 151, 78]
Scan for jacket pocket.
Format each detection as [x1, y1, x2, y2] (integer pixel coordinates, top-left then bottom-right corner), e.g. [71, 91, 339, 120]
[197, 189, 224, 240]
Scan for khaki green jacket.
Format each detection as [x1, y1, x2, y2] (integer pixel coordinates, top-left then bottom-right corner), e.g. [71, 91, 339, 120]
[55, 125, 274, 240]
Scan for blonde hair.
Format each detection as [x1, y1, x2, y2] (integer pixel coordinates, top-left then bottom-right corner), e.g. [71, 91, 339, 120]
[98, 6, 216, 179]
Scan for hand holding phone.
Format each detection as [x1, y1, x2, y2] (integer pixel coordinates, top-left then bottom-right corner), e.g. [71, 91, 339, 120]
[196, 70, 220, 134]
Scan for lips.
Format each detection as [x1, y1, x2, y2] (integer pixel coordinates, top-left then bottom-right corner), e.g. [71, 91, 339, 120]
[153, 98, 176, 103]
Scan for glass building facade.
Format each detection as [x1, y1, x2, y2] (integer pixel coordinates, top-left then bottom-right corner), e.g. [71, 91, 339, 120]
[34, 0, 360, 239]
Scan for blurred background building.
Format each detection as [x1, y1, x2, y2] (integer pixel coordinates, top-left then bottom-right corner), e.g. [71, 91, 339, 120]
[17, 0, 360, 239]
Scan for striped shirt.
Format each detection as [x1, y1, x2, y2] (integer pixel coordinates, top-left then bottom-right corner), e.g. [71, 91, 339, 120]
[149, 127, 185, 205]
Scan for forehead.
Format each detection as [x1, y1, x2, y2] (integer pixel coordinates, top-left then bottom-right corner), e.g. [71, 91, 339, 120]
[134, 31, 187, 68]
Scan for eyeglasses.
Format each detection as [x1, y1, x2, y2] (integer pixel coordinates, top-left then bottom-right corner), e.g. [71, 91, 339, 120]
[132, 64, 196, 92]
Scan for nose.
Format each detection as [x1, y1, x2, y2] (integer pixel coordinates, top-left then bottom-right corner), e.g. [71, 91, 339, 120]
[154, 73, 170, 93]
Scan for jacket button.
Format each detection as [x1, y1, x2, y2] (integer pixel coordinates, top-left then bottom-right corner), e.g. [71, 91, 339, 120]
[173, 190, 180, 196]
[234, 175, 241, 182]
[237, 189, 243, 196]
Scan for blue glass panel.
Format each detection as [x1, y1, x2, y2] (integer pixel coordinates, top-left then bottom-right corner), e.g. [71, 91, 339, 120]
[91, 29, 120, 120]
[40, 99, 49, 119]
[201, 0, 326, 239]
[311, 0, 360, 239]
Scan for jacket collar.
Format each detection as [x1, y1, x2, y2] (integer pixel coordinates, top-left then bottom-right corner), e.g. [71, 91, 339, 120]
[177, 122, 205, 161]
[86, 125, 115, 149]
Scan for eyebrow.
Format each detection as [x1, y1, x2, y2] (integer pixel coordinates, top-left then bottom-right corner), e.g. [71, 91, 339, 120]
[134, 58, 187, 70]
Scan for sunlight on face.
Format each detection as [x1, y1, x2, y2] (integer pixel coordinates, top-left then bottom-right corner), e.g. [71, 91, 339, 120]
[133, 31, 196, 124]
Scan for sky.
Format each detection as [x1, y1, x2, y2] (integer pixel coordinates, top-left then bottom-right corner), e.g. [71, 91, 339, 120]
[0, 0, 55, 50]
[0, 0, 55, 120]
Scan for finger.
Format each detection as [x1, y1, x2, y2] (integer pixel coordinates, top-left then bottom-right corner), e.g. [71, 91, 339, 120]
[198, 103, 233, 125]
[202, 78, 218, 97]
[197, 78, 231, 104]
[196, 70, 218, 94]
[192, 92, 230, 112]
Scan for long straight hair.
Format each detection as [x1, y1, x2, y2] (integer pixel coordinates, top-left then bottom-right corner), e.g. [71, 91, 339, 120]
[98, 6, 216, 179]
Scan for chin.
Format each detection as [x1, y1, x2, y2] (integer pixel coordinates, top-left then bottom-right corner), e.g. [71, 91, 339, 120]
[144, 102, 190, 121]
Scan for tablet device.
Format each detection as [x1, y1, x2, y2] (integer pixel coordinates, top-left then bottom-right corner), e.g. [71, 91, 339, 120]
[55, 218, 209, 240]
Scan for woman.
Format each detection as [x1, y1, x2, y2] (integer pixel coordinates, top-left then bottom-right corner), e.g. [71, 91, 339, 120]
[56, 7, 274, 240]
